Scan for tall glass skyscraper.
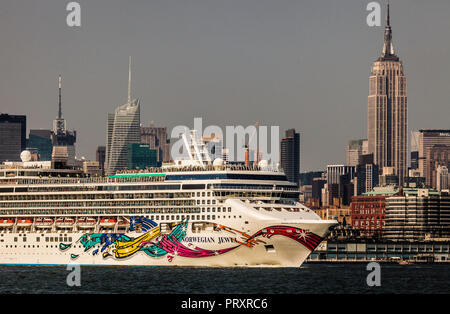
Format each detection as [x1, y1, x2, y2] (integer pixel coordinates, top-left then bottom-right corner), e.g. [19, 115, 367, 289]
[0, 114, 26, 162]
[368, 2, 408, 185]
[280, 129, 300, 186]
[105, 58, 141, 176]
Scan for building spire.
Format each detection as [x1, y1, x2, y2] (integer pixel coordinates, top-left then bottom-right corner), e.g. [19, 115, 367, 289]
[128, 56, 132, 104]
[387, 0, 390, 27]
[381, 0, 397, 59]
[58, 75, 62, 119]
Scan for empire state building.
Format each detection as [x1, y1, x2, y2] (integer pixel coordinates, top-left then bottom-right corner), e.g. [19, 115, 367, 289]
[368, 2, 408, 184]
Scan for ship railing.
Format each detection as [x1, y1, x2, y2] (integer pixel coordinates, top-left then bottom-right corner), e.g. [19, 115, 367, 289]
[211, 184, 298, 192]
[12, 176, 165, 185]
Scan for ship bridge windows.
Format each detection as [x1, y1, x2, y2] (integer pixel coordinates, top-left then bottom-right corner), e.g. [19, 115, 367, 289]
[183, 184, 206, 190]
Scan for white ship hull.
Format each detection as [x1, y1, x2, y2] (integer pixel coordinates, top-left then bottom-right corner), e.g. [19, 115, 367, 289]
[0, 219, 335, 267]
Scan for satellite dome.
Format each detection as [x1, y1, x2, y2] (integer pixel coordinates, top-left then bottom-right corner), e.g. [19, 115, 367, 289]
[20, 150, 32, 162]
[213, 158, 224, 167]
[258, 160, 269, 169]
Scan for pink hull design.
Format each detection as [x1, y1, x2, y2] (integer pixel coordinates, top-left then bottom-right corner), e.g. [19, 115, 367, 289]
[156, 225, 323, 262]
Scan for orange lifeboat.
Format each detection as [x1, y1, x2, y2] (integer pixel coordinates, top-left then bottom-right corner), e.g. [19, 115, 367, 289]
[0, 219, 14, 228]
[99, 218, 117, 228]
[35, 218, 53, 229]
[56, 218, 75, 228]
[77, 217, 97, 229]
[16, 218, 33, 227]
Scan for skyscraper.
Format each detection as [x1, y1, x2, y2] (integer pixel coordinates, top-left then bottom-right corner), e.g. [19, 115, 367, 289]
[126, 143, 159, 170]
[280, 129, 300, 185]
[106, 57, 141, 176]
[355, 154, 379, 195]
[0, 114, 26, 162]
[96, 146, 106, 175]
[346, 139, 368, 166]
[51, 75, 77, 166]
[140, 125, 171, 164]
[28, 129, 53, 161]
[368, 2, 408, 185]
[417, 130, 450, 178]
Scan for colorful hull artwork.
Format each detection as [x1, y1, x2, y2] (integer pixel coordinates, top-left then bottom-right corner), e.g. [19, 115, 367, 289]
[59, 216, 324, 264]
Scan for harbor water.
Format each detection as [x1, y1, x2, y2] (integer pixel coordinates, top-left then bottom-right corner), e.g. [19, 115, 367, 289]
[0, 263, 449, 294]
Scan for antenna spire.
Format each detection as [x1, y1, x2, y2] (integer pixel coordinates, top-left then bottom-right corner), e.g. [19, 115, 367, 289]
[381, 0, 397, 59]
[58, 75, 62, 119]
[128, 56, 131, 104]
[387, 0, 390, 25]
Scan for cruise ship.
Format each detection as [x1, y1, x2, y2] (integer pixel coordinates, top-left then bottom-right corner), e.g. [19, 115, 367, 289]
[0, 143, 337, 267]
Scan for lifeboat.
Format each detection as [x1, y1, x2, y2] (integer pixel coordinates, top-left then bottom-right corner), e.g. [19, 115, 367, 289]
[35, 218, 53, 229]
[55, 218, 75, 228]
[99, 218, 117, 228]
[0, 219, 14, 228]
[77, 217, 97, 229]
[16, 219, 33, 227]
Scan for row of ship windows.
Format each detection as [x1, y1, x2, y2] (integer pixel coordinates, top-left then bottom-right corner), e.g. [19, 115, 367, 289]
[0, 206, 232, 216]
[0, 191, 278, 202]
[0, 192, 224, 201]
[1, 245, 85, 249]
[0, 192, 196, 201]
[1, 236, 74, 243]
[0, 200, 197, 208]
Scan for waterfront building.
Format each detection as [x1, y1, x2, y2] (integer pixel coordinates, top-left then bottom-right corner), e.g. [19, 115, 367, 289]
[384, 188, 450, 241]
[0, 114, 26, 162]
[367, 2, 408, 185]
[280, 129, 300, 186]
[308, 241, 450, 262]
[106, 58, 141, 176]
[28, 130, 52, 161]
[140, 125, 171, 164]
[351, 195, 387, 238]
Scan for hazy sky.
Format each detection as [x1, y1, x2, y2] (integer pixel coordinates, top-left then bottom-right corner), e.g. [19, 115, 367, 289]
[1, 0, 449, 171]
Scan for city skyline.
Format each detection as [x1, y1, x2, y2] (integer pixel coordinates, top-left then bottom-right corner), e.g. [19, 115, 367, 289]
[1, 0, 450, 171]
